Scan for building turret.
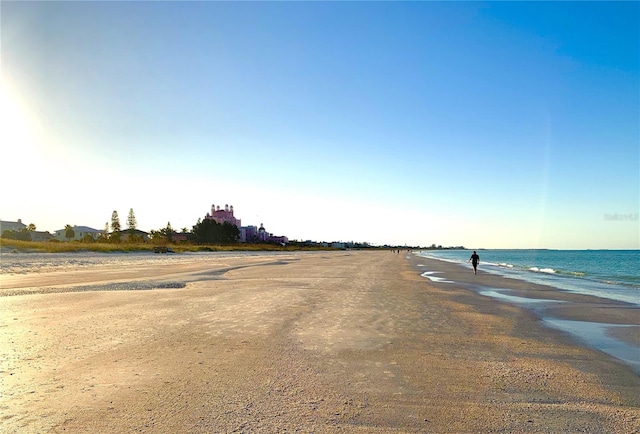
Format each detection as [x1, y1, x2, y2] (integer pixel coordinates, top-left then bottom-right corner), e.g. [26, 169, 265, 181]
[205, 201, 241, 228]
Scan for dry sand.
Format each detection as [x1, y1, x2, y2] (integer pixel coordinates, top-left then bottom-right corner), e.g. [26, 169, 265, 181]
[1, 250, 638, 433]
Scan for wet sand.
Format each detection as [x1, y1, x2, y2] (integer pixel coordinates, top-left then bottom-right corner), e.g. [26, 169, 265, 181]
[412, 254, 640, 368]
[1, 250, 639, 433]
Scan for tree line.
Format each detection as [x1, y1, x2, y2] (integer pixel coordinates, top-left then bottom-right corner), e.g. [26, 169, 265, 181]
[109, 209, 239, 244]
[2, 209, 241, 245]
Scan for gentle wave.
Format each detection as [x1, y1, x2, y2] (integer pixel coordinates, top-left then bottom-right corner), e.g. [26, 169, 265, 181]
[417, 250, 640, 306]
[529, 267, 556, 274]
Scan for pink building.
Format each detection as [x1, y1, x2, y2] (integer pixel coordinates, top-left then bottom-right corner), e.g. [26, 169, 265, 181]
[203, 203, 287, 244]
[257, 223, 288, 245]
[205, 204, 241, 227]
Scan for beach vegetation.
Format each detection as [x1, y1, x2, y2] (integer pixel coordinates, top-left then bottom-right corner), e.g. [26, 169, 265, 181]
[94, 222, 109, 243]
[81, 233, 95, 243]
[0, 238, 339, 254]
[64, 224, 75, 241]
[1, 229, 32, 241]
[111, 211, 121, 233]
[127, 208, 137, 231]
[192, 218, 239, 244]
[162, 222, 174, 242]
[127, 233, 145, 244]
[149, 222, 176, 245]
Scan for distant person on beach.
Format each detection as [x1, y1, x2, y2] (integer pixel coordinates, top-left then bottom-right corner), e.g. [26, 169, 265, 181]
[469, 251, 480, 274]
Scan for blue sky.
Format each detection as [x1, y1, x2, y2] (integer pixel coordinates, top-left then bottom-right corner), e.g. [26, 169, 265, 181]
[2, 1, 638, 249]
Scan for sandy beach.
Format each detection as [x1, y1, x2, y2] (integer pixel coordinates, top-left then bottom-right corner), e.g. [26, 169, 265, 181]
[1, 250, 638, 433]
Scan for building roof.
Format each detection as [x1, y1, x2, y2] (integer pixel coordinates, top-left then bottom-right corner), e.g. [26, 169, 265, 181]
[55, 226, 101, 233]
[116, 229, 150, 235]
[0, 220, 26, 226]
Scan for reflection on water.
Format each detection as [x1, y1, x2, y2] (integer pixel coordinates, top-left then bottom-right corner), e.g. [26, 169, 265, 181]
[477, 288, 640, 376]
[420, 271, 454, 283]
[479, 289, 565, 305]
[543, 319, 640, 375]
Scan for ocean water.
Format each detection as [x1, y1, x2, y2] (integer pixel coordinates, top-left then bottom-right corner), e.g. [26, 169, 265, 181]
[417, 249, 640, 374]
[417, 249, 640, 306]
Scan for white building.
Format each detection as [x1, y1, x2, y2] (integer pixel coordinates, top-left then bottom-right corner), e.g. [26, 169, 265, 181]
[53, 225, 102, 241]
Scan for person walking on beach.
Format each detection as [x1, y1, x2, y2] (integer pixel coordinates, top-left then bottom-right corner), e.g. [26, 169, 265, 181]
[469, 251, 480, 274]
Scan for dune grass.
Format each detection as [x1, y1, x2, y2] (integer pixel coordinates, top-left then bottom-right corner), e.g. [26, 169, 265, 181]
[0, 239, 336, 254]
[1, 239, 155, 253]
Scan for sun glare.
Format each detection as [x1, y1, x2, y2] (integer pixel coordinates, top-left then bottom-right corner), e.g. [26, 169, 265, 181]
[0, 78, 40, 155]
[0, 77, 51, 189]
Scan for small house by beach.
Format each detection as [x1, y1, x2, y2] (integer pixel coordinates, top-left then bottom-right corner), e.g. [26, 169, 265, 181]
[117, 229, 150, 242]
[30, 231, 53, 242]
[53, 225, 102, 241]
[0, 219, 27, 233]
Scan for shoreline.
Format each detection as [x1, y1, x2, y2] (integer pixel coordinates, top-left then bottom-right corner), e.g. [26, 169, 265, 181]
[1, 250, 639, 432]
[418, 249, 640, 300]
[409, 253, 640, 375]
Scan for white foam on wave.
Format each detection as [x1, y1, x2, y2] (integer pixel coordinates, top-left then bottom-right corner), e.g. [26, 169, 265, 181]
[528, 266, 556, 274]
[418, 250, 640, 306]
